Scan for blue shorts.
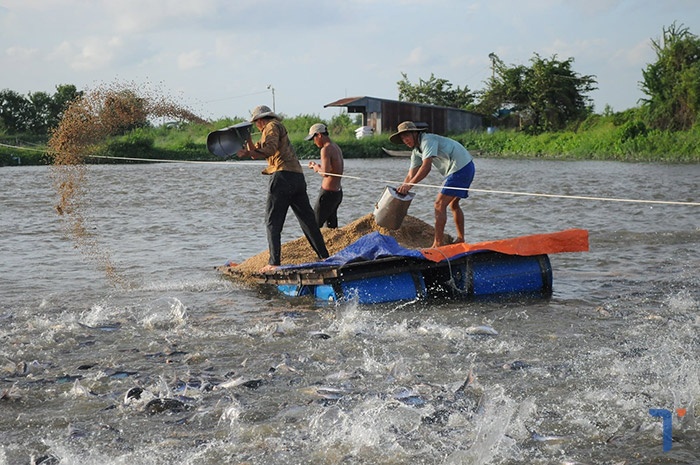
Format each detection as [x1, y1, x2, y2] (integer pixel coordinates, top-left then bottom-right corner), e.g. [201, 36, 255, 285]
[441, 161, 475, 198]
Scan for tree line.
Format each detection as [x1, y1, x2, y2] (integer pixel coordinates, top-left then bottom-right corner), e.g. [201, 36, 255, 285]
[0, 84, 82, 135]
[398, 22, 699, 135]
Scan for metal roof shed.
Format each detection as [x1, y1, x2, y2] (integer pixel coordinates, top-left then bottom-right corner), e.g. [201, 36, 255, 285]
[324, 96, 483, 136]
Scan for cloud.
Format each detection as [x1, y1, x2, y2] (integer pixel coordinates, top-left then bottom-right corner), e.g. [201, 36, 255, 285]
[569, 0, 627, 16]
[105, 0, 225, 34]
[50, 36, 126, 71]
[404, 47, 426, 66]
[610, 39, 655, 68]
[5, 46, 40, 60]
[177, 50, 205, 70]
[543, 37, 609, 60]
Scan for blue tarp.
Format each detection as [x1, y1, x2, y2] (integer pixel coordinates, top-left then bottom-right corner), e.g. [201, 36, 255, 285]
[278, 232, 425, 270]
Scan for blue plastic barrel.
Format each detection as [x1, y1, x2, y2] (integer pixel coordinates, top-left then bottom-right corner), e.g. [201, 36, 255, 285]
[339, 271, 426, 304]
[467, 253, 552, 296]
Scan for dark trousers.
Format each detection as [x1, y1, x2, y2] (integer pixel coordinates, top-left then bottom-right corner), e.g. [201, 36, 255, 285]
[314, 188, 343, 229]
[266, 171, 329, 266]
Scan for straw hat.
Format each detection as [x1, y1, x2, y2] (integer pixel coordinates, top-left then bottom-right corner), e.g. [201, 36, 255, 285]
[305, 123, 328, 141]
[389, 121, 426, 144]
[250, 105, 280, 122]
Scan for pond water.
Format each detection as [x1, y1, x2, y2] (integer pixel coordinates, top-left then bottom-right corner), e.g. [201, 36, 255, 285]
[1, 157, 698, 464]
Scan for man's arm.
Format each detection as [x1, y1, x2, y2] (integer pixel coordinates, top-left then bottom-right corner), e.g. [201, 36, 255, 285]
[397, 158, 432, 194]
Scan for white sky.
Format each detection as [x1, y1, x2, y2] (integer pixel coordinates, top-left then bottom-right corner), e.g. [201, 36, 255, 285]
[1, 0, 697, 122]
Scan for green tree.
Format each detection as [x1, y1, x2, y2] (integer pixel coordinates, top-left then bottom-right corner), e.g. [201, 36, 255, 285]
[477, 53, 597, 133]
[26, 90, 53, 134]
[397, 72, 475, 109]
[328, 112, 355, 137]
[0, 89, 31, 133]
[49, 84, 82, 129]
[640, 22, 700, 130]
[0, 84, 82, 135]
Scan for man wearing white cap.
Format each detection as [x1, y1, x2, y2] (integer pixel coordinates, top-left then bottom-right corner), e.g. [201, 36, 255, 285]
[391, 121, 476, 248]
[237, 105, 329, 272]
[305, 123, 344, 228]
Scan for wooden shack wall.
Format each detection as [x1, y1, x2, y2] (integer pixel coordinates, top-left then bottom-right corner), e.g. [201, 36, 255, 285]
[379, 100, 481, 135]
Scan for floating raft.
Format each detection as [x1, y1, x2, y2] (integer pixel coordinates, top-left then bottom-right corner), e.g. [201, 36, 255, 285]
[219, 229, 589, 305]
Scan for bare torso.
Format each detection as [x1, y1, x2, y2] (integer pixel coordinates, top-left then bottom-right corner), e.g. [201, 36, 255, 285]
[319, 141, 343, 191]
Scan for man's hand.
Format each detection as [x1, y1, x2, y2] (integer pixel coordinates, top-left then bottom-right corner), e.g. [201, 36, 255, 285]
[396, 184, 411, 195]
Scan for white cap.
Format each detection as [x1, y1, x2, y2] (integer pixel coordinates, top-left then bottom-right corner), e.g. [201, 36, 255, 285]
[305, 123, 328, 140]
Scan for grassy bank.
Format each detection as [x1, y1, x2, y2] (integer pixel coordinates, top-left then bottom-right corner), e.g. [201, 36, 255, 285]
[454, 119, 700, 163]
[2, 113, 699, 166]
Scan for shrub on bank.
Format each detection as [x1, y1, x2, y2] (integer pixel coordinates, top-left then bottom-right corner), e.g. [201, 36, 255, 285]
[0, 134, 50, 165]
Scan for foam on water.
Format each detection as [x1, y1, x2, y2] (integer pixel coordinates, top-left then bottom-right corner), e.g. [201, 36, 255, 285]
[138, 297, 187, 330]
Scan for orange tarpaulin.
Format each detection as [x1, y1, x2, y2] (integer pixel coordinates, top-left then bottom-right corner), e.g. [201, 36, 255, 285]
[420, 228, 589, 262]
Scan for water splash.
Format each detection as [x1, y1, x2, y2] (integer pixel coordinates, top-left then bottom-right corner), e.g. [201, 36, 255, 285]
[139, 297, 188, 330]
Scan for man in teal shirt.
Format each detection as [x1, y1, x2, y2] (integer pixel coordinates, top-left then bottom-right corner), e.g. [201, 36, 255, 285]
[392, 121, 476, 248]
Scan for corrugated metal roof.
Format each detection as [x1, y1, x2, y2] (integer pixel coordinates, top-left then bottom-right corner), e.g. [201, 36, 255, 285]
[324, 96, 369, 107]
[325, 96, 481, 115]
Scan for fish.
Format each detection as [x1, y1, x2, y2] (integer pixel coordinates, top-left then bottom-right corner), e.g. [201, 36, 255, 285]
[69, 379, 97, 397]
[0, 384, 20, 401]
[214, 376, 265, 390]
[324, 369, 365, 382]
[393, 388, 426, 407]
[268, 352, 299, 374]
[421, 408, 452, 425]
[416, 371, 484, 424]
[106, 369, 138, 379]
[7, 360, 53, 377]
[31, 454, 60, 465]
[172, 377, 215, 393]
[77, 322, 122, 332]
[124, 386, 145, 403]
[531, 431, 570, 444]
[55, 374, 83, 384]
[300, 385, 352, 401]
[503, 360, 530, 370]
[465, 325, 499, 336]
[144, 397, 191, 415]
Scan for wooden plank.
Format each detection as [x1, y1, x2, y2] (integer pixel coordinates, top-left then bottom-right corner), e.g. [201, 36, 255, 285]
[245, 256, 441, 286]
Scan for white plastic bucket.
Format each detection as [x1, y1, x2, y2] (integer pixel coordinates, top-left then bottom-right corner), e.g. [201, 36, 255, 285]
[373, 186, 415, 230]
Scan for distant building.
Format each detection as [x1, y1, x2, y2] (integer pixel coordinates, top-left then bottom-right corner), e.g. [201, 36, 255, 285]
[324, 96, 484, 136]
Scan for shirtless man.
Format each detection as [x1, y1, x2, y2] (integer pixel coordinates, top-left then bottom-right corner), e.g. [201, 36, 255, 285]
[305, 123, 344, 229]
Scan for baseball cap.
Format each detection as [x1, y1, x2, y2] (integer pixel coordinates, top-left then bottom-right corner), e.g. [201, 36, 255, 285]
[305, 123, 328, 141]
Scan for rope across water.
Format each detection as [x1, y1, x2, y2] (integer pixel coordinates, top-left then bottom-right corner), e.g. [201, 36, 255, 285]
[86, 154, 700, 207]
[5, 145, 697, 207]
